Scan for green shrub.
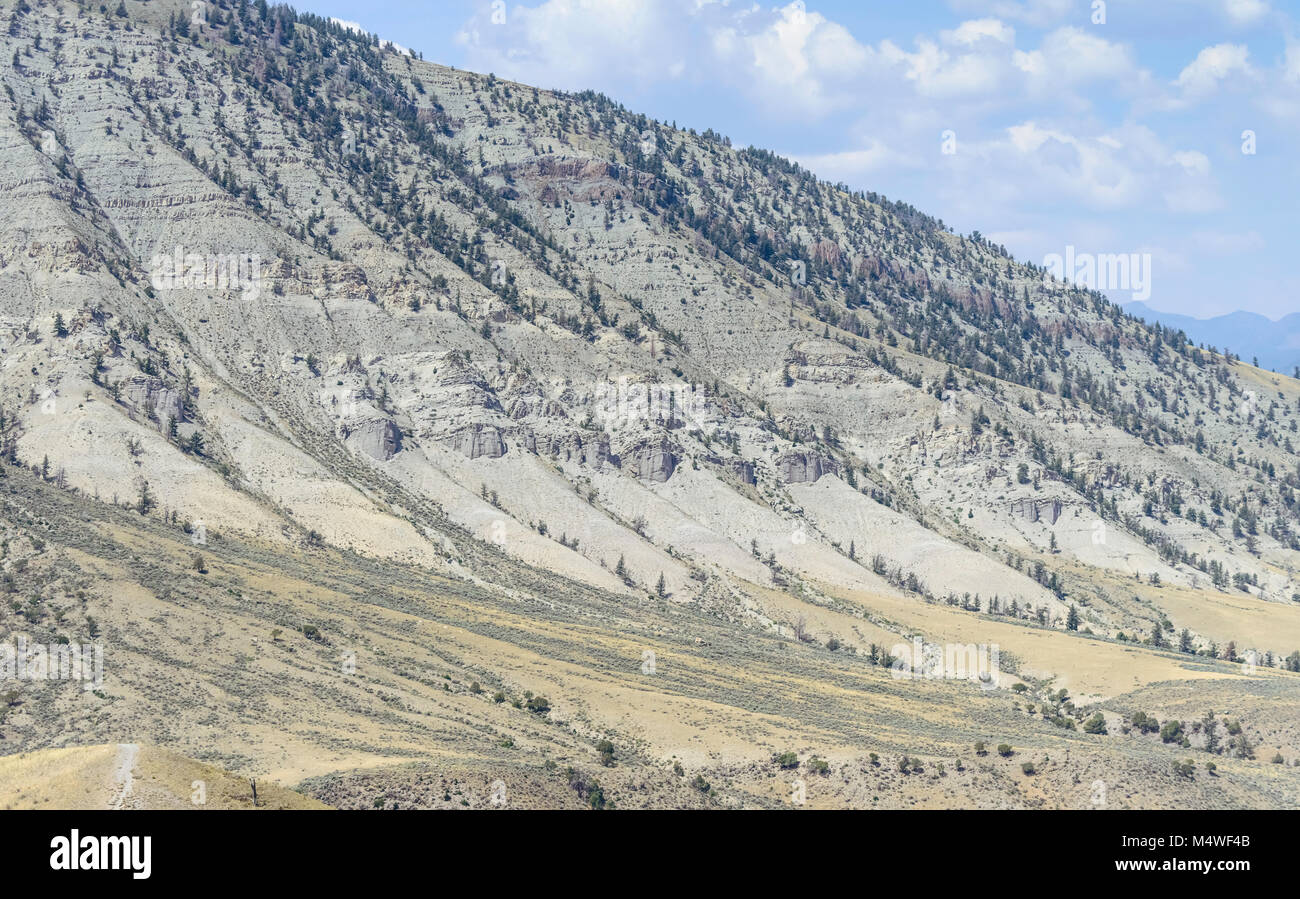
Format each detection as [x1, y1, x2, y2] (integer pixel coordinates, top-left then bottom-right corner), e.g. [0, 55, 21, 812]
[774, 751, 799, 769]
[1130, 710, 1159, 734]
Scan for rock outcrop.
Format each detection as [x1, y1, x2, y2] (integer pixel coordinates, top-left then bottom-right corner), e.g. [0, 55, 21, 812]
[728, 459, 756, 485]
[627, 438, 681, 483]
[343, 418, 402, 461]
[121, 376, 186, 427]
[445, 424, 507, 459]
[1010, 498, 1064, 525]
[778, 452, 839, 484]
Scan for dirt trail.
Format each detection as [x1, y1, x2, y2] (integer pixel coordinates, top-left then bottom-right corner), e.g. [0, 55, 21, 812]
[109, 743, 139, 810]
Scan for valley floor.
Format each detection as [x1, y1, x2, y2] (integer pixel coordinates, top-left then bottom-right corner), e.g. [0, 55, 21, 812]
[2, 471, 1297, 809]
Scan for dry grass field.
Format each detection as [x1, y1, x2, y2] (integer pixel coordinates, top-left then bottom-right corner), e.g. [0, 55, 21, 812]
[3, 471, 1297, 809]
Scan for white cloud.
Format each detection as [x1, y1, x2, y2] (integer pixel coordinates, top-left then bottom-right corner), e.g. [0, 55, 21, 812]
[1002, 122, 1143, 209]
[721, 4, 876, 115]
[455, 0, 691, 91]
[793, 141, 919, 183]
[946, 0, 1074, 28]
[1253, 36, 1300, 119]
[1285, 38, 1300, 83]
[1033, 27, 1136, 84]
[1171, 150, 1211, 177]
[1175, 43, 1254, 96]
[879, 35, 1011, 98]
[982, 122, 1222, 214]
[1222, 0, 1270, 25]
[329, 18, 412, 56]
[1163, 149, 1221, 213]
[943, 18, 1016, 45]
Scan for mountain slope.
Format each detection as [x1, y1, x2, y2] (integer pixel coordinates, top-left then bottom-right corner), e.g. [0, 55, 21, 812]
[0, 0, 1298, 808]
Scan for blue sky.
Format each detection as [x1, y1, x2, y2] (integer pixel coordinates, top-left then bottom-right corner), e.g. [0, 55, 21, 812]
[308, 0, 1300, 320]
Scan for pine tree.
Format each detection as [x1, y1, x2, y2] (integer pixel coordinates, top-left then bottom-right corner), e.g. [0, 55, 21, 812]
[1203, 711, 1221, 753]
[1066, 604, 1079, 631]
[655, 572, 667, 599]
[136, 480, 154, 515]
[52, 312, 67, 337]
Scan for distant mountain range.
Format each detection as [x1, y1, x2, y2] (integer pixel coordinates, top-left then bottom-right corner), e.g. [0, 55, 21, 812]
[1127, 302, 1300, 374]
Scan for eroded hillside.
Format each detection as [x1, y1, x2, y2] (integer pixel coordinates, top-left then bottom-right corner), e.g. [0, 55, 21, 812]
[0, 0, 1298, 808]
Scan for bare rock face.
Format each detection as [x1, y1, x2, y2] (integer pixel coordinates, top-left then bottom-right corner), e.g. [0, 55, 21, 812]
[446, 424, 507, 459]
[506, 398, 535, 420]
[571, 433, 610, 468]
[5, 0, 1300, 814]
[121, 376, 186, 428]
[729, 459, 756, 485]
[535, 432, 611, 467]
[778, 452, 839, 484]
[627, 438, 680, 483]
[344, 418, 402, 461]
[1010, 498, 1064, 525]
[1041, 499, 1064, 525]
